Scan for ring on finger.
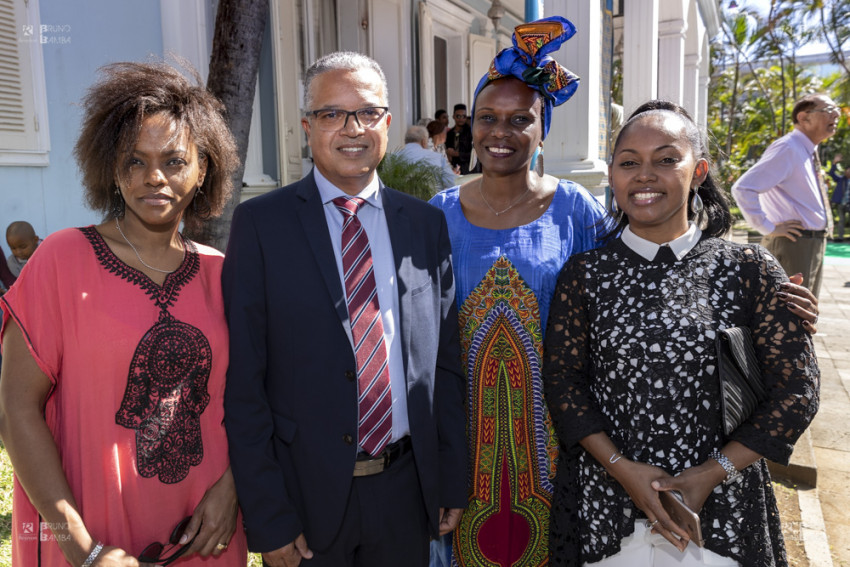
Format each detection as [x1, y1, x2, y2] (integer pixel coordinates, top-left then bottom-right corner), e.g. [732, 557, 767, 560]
[648, 519, 659, 528]
[215, 543, 228, 552]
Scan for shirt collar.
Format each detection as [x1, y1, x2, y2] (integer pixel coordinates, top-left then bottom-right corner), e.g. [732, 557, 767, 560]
[315, 167, 383, 210]
[621, 222, 702, 261]
[790, 127, 817, 155]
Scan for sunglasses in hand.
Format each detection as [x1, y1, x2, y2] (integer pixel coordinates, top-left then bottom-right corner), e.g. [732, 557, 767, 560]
[139, 516, 196, 565]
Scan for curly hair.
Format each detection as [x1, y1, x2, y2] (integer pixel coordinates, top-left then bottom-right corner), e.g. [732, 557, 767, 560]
[73, 59, 239, 229]
[605, 99, 732, 239]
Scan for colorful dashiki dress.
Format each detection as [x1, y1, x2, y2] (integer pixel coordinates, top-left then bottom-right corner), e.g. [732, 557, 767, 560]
[430, 181, 606, 566]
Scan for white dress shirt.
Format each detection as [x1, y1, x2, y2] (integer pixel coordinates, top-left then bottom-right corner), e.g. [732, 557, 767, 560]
[731, 128, 829, 234]
[620, 222, 702, 261]
[315, 168, 410, 443]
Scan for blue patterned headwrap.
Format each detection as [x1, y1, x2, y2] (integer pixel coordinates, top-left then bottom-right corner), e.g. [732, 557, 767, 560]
[472, 16, 580, 139]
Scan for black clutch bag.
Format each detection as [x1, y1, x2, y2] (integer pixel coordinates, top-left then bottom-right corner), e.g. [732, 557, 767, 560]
[716, 327, 767, 436]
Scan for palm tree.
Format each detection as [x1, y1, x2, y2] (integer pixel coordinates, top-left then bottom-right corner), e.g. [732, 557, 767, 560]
[184, 0, 268, 251]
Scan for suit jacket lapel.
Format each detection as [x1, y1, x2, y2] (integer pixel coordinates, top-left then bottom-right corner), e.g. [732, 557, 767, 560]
[296, 171, 349, 325]
[382, 186, 413, 376]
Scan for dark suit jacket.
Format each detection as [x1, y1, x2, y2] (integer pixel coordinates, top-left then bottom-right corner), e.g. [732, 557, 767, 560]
[222, 171, 467, 553]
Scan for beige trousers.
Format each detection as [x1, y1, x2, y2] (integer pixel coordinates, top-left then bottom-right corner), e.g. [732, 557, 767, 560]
[761, 233, 826, 299]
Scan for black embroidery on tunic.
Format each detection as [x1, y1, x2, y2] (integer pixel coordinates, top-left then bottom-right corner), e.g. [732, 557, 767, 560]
[80, 226, 210, 484]
[542, 236, 819, 567]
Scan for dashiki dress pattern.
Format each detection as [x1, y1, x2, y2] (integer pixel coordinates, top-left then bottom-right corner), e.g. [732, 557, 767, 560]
[430, 181, 606, 566]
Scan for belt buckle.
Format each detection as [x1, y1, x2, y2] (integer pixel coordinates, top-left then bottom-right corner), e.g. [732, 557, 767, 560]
[353, 456, 385, 477]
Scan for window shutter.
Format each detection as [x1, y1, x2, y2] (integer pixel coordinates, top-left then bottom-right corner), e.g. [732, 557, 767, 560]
[0, 0, 48, 165]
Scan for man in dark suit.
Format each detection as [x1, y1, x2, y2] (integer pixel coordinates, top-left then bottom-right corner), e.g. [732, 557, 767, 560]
[222, 52, 467, 567]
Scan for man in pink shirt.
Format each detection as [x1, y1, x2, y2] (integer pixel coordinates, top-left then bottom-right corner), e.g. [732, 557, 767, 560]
[732, 94, 841, 298]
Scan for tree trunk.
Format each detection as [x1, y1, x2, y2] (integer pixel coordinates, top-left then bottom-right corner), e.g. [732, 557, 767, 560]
[184, 0, 269, 251]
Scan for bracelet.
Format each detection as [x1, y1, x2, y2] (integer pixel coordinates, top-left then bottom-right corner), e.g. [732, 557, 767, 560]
[81, 541, 104, 567]
[709, 450, 742, 484]
[609, 450, 622, 464]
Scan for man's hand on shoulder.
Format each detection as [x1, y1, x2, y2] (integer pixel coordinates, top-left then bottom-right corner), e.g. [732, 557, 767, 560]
[770, 220, 805, 241]
[262, 534, 313, 567]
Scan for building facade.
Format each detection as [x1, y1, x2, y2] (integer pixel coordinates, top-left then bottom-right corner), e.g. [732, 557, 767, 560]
[0, 0, 718, 237]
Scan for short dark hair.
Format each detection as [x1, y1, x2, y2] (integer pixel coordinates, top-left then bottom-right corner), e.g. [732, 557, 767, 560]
[426, 120, 444, 138]
[6, 221, 36, 240]
[435, 109, 447, 119]
[453, 104, 467, 113]
[74, 60, 239, 230]
[606, 100, 731, 239]
[792, 93, 828, 124]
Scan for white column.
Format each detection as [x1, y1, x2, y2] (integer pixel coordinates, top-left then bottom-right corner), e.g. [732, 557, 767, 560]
[657, 17, 687, 105]
[542, 0, 608, 193]
[159, 0, 210, 81]
[623, 0, 658, 117]
[698, 35, 711, 131]
[683, 53, 700, 122]
[682, 2, 704, 121]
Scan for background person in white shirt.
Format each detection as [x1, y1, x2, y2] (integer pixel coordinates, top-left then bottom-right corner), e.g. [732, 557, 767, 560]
[395, 125, 458, 190]
[731, 93, 841, 298]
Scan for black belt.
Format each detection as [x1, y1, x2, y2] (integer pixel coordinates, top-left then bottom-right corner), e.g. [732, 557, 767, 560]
[353, 436, 412, 477]
[799, 230, 827, 238]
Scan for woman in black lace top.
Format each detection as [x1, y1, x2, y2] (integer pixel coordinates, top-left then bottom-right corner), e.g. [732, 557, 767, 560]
[543, 101, 820, 567]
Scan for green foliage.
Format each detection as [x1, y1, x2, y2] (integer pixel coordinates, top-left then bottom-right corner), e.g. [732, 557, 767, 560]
[611, 58, 622, 106]
[709, 0, 849, 197]
[377, 152, 447, 201]
[1, 444, 13, 564]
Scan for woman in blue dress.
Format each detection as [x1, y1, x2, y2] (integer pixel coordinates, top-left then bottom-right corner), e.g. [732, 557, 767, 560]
[429, 17, 608, 566]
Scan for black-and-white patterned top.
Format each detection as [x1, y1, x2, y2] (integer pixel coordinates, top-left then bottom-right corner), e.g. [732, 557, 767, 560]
[543, 235, 819, 567]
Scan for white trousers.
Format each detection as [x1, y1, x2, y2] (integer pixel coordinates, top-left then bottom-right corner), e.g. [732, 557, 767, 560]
[584, 521, 739, 567]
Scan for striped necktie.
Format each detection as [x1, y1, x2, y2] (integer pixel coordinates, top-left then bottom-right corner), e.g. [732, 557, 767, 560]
[333, 196, 392, 456]
[813, 151, 834, 236]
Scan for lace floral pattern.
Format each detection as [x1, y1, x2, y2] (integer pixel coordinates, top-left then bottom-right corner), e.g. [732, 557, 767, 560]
[542, 236, 819, 567]
[81, 226, 210, 484]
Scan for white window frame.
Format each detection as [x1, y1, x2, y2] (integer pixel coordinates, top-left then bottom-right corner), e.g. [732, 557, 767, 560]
[419, 0, 477, 119]
[0, 0, 50, 166]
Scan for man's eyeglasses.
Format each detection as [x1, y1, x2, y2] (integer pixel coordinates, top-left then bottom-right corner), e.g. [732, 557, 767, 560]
[810, 105, 840, 115]
[307, 106, 389, 132]
[454, 114, 467, 119]
[138, 517, 195, 565]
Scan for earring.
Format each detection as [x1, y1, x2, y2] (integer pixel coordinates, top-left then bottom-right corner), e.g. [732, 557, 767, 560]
[112, 187, 125, 218]
[609, 192, 624, 222]
[690, 189, 704, 214]
[534, 144, 545, 177]
[192, 188, 211, 219]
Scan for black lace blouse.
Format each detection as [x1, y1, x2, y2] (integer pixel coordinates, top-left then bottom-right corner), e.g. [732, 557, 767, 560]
[543, 236, 820, 566]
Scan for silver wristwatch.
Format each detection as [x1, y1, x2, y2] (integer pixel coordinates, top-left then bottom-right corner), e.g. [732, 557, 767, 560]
[709, 449, 742, 484]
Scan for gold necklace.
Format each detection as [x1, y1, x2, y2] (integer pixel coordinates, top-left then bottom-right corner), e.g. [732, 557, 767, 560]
[478, 180, 531, 216]
[115, 218, 185, 274]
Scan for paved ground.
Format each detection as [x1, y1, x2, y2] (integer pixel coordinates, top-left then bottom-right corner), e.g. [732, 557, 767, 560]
[728, 231, 850, 566]
[807, 244, 850, 567]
